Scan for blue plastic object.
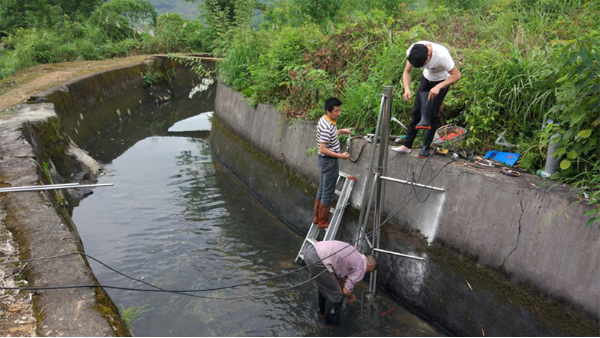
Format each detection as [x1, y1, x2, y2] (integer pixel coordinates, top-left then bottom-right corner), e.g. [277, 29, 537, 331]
[484, 150, 520, 166]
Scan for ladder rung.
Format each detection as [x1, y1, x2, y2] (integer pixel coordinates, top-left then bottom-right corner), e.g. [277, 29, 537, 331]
[306, 238, 318, 246]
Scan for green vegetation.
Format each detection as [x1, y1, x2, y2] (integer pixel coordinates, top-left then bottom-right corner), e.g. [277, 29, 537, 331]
[119, 304, 151, 329]
[0, 0, 597, 224]
[0, 0, 213, 79]
[214, 0, 599, 225]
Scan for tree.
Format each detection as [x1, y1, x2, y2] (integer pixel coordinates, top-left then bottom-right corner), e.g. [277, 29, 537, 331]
[90, 0, 157, 39]
[50, 0, 104, 18]
[182, 0, 259, 37]
[0, 0, 61, 32]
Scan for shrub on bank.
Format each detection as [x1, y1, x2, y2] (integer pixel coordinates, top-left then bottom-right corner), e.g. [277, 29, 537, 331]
[216, 0, 599, 223]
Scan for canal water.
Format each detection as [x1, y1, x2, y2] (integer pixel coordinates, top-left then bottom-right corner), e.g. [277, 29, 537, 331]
[72, 89, 444, 336]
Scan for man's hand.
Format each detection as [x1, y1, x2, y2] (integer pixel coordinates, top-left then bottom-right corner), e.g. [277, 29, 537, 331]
[343, 288, 356, 303]
[339, 152, 350, 160]
[428, 86, 441, 101]
[403, 90, 412, 102]
[338, 128, 352, 135]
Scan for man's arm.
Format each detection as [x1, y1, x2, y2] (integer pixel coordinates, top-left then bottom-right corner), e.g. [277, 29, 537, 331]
[319, 143, 350, 159]
[402, 61, 413, 102]
[428, 66, 461, 100]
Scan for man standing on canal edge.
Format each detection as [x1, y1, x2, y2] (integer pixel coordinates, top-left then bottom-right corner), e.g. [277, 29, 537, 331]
[304, 240, 377, 328]
[392, 41, 461, 158]
[313, 98, 351, 229]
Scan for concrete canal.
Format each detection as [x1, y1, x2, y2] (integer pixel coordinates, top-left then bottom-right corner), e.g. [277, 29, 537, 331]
[71, 89, 445, 336]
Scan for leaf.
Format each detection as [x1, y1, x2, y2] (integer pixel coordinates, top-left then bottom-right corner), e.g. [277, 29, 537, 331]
[567, 150, 578, 159]
[586, 217, 597, 227]
[560, 159, 571, 170]
[578, 129, 592, 138]
[552, 147, 567, 157]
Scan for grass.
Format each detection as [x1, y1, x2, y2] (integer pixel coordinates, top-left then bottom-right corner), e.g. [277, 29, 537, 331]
[119, 304, 151, 329]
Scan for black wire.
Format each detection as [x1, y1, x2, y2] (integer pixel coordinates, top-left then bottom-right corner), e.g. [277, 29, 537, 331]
[0, 145, 454, 297]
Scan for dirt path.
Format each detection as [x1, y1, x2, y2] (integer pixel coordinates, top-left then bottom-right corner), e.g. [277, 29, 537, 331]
[0, 55, 149, 112]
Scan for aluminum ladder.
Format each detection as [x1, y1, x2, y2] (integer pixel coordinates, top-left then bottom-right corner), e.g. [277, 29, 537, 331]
[294, 171, 357, 264]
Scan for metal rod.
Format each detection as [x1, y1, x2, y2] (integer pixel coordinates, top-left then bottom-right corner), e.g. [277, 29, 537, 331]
[0, 183, 114, 193]
[371, 86, 394, 297]
[380, 176, 445, 192]
[0, 183, 80, 191]
[373, 248, 425, 261]
[357, 173, 379, 250]
[355, 94, 387, 249]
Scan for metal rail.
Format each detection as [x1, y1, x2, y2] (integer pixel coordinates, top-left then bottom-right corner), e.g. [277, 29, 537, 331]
[373, 248, 425, 261]
[0, 183, 114, 193]
[380, 176, 445, 192]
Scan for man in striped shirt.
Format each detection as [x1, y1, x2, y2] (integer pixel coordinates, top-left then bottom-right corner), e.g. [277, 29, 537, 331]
[314, 98, 351, 229]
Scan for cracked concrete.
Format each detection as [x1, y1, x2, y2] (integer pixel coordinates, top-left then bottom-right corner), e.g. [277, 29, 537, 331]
[215, 81, 600, 321]
[500, 200, 525, 269]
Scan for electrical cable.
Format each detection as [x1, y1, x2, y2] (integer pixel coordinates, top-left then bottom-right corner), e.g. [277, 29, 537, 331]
[1, 142, 454, 299]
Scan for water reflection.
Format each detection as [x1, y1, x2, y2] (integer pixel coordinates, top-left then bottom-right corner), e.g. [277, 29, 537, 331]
[72, 91, 444, 336]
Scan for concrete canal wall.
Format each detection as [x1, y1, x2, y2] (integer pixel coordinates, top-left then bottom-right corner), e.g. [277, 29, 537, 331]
[0, 56, 205, 336]
[213, 81, 599, 336]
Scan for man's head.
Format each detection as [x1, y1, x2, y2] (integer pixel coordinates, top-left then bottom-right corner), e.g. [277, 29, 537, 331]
[408, 44, 430, 68]
[365, 254, 378, 272]
[324, 97, 342, 120]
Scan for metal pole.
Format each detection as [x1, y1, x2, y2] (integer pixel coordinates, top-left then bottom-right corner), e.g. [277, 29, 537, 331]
[355, 94, 387, 249]
[380, 176, 445, 192]
[358, 173, 379, 251]
[373, 248, 425, 261]
[371, 86, 394, 297]
[0, 183, 114, 193]
[0, 183, 80, 191]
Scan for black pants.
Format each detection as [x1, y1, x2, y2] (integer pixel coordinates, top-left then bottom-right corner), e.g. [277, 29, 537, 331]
[403, 75, 449, 149]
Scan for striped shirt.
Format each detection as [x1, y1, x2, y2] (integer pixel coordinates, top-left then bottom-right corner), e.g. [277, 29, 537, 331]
[316, 115, 340, 156]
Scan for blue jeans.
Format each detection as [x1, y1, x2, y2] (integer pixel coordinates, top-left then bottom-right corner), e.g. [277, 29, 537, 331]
[317, 156, 339, 205]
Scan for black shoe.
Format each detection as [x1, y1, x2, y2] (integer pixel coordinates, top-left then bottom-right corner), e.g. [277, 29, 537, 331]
[418, 146, 431, 158]
[324, 301, 342, 327]
[317, 291, 326, 318]
[416, 92, 432, 130]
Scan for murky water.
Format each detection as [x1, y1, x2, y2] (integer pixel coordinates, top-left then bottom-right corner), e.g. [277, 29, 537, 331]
[72, 91, 445, 336]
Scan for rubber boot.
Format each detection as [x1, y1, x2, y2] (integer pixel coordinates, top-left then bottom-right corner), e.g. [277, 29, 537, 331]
[416, 92, 432, 130]
[418, 145, 431, 158]
[318, 204, 331, 229]
[317, 291, 326, 318]
[324, 301, 343, 328]
[313, 199, 321, 225]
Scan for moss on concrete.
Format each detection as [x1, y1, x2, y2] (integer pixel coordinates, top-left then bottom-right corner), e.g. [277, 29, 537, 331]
[212, 117, 318, 196]
[427, 242, 599, 336]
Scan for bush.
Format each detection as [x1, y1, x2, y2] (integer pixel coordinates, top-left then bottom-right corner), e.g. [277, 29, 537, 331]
[217, 0, 598, 209]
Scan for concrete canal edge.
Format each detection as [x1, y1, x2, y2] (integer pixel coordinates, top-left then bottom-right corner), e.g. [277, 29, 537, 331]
[212, 81, 599, 336]
[0, 56, 208, 336]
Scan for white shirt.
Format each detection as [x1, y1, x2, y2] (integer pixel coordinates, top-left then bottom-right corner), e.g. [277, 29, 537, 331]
[407, 41, 455, 82]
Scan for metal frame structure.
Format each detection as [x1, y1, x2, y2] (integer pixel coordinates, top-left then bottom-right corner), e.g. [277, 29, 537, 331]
[294, 172, 357, 264]
[353, 86, 445, 297]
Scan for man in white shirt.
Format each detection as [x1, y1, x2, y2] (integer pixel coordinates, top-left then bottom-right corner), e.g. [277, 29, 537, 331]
[391, 41, 461, 158]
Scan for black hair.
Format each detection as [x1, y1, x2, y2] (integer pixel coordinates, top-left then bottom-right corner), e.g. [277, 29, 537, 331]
[324, 97, 342, 113]
[408, 44, 429, 68]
